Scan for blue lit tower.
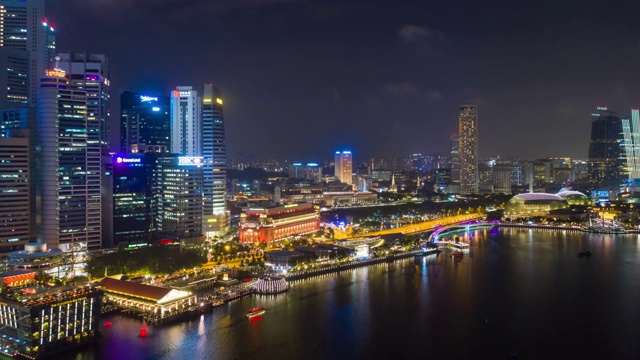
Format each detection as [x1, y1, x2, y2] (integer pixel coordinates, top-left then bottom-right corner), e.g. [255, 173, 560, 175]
[120, 91, 170, 153]
[202, 84, 229, 238]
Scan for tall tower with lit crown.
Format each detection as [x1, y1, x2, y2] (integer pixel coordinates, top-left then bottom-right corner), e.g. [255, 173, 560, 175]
[334, 150, 353, 185]
[202, 84, 229, 238]
[459, 104, 478, 194]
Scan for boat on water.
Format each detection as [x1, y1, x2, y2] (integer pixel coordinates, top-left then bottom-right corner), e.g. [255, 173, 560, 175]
[247, 307, 266, 318]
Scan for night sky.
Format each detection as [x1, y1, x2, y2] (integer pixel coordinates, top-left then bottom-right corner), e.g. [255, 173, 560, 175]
[48, 0, 640, 162]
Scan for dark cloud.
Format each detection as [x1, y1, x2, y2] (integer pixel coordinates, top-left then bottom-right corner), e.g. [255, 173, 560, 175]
[397, 24, 445, 43]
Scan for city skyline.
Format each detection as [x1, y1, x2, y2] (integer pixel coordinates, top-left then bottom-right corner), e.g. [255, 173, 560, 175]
[46, 1, 640, 160]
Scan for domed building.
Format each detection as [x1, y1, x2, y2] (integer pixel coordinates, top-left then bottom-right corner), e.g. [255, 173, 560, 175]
[557, 191, 592, 206]
[504, 193, 569, 217]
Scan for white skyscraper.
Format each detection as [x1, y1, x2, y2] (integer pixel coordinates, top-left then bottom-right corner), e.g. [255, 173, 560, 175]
[57, 52, 111, 248]
[37, 68, 94, 250]
[170, 86, 201, 156]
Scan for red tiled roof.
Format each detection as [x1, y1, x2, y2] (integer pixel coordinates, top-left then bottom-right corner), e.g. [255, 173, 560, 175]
[100, 278, 173, 301]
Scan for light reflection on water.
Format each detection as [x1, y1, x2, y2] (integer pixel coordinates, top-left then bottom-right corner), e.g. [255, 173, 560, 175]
[77, 229, 640, 359]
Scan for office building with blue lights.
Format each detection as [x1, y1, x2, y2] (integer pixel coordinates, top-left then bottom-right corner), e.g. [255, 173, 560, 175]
[120, 91, 170, 153]
[112, 153, 155, 246]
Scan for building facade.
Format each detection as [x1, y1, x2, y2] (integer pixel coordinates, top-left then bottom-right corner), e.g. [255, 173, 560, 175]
[0, 283, 102, 358]
[588, 106, 625, 189]
[0, 129, 30, 251]
[334, 150, 353, 185]
[112, 153, 155, 246]
[153, 155, 203, 244]
[170, 86, 200, 156]
[239, 203, 319, 243]
[57, 52, 111, 249]
[0, 0, 55, 107]
[450, 132, 460, 184]
[622, 109, 640, 184]
[37, 69, 96, 250]
[120, 91, 170, 153]
[202, 84, 229, 238]
[459, 104, 478, 194]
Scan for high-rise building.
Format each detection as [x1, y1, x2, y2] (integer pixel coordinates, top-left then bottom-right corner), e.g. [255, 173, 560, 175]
[622, 109, 640, 183]
[153, 155, 203, 243]
[334, 150, 353, 185]
[202, 84, 228, 238]
[36, 68, 95, 250]
[120, 91, 170, 153]
[588, 106, 625, 189]
[289, 163, 303, 178]
[112, 153, 154, 246]
[0, 1, 56, 107]
[459, 104, 478, 194]
[493, 160, 514, 194]
[57, 52, 111, 248]
[170, 86, 201, 156]
[450, 132, 460, 184]
[0, 129, 30, 251]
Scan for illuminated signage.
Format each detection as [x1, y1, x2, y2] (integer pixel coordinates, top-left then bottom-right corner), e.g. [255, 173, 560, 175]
[216, 98, 223, 105]
[46, 69, 66, 78]
[140, 95, 158, 102]
[596, 106, 608, 111]
[342, 151, 351, 154]
[292, 163, 302, 166]
[152, 107, 160, 112]
[178, 156, 203, 166]
[307, 163, 319, 167]
[115, 157, 141, 164]
[85, 74, 100, 82]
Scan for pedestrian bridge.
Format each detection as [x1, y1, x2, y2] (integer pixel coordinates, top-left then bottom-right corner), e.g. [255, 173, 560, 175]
[427, 220, 496, 243]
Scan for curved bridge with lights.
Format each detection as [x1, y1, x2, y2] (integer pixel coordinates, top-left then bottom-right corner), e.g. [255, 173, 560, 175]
[427, 220, 497, 243]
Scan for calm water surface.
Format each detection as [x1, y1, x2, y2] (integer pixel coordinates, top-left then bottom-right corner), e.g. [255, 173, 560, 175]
[75, 228, 640, 359]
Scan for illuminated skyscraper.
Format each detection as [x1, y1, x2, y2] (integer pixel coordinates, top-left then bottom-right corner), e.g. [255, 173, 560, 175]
[450, 132, 460, 184]
[459, 104, 478, 194]
[170, 86, 201, 156]
[153, 155, 203, 243]
[621, 109, 640, 184]
[57, 52, 112, 248]
[120, 91, 170, 153]
[588, 106, 624, 189]
[37, 69, 95, 250]
[0, 0, 56, 107]
[202, 84, 228, 237]
[0, 129, 30, 251]
[334, 150, 353, 185]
